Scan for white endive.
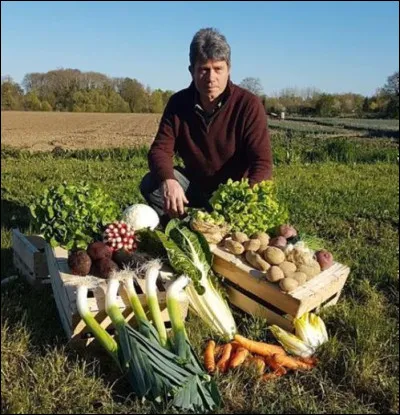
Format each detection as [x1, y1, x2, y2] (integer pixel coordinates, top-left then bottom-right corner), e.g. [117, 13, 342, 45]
[269, 325, 315, 358]
[294, 312, 329, 349]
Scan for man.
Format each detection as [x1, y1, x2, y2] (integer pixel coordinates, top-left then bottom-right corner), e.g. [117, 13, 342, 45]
[140, 28, 273, 224]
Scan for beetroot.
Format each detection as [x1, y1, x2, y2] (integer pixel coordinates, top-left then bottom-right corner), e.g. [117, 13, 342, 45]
[68, 250, 92, 276]
[90, 258, 119, 279]
[86, 241, 112, 261]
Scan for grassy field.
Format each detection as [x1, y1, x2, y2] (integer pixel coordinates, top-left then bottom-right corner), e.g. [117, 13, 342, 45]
[1, 112, 399, 414]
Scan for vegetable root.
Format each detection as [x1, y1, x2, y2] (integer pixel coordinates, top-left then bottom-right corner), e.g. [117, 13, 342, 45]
[234, 334, 287, 357]
[216, 343, 233, 373]
[204, 340, 216, 374]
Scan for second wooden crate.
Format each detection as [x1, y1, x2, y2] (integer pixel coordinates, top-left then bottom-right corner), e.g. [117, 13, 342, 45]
[211, 245, 350, 332]
[45, 244, 190, 346]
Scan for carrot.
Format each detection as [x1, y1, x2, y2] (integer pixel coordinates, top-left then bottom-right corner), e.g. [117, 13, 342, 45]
[299, 356, 319, 366]
[234, 334, 287, 357]
[216, 343, 233, 373]
[264, 355, 286, 372]
[271, 353, 316, 371]
[229, 347, 249, 369]
[204, 340, 216, 374]
[243, 356, 266, 375]
[261, 366, 286, 381]
[214, 344, 222, 357]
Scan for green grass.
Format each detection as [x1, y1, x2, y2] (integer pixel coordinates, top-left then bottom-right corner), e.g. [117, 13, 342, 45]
[1, 142, 399, 414]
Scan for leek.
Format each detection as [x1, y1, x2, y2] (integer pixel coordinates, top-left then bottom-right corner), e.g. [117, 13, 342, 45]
[76, 283, 120, 367]
[144, 259, 168, 347]
[269, 325, 315, 358]
[166, 275, 191, 361]
[106, 275, 157, 399]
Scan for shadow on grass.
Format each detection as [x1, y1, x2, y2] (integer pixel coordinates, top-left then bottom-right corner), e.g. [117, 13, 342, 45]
[1, 199, 32, 232]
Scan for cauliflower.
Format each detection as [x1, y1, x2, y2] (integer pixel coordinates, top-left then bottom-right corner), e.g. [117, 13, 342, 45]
[121, 204, 159, 231]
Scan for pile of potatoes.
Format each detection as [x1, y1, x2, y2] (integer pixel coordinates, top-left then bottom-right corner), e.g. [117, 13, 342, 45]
[221, 225, 334, 294]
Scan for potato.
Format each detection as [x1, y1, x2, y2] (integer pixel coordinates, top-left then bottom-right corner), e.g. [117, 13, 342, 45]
[224, 239, 245, 255]
[298, 262, 321, 280]
[269, 236, 287, 250]
[315, 250, 334, 270]
[279, 278, 299, 292]
[278, 224, 298, 239]
[232, 232, 249, 244]
[251, 232, 270, 252]
[245, 251, 271, 271]
[290, 271, 307, 285]
[263, 247, 285, 265]
[266, 266, 285, 283]
[279, 261, 297, 277]
[243, 239, 261, 252]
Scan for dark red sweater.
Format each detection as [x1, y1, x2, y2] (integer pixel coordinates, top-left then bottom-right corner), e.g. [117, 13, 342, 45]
[148, 80, 273, 194]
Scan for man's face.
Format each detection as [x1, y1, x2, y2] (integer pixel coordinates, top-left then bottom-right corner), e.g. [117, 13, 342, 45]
[190, 59, 230, 103]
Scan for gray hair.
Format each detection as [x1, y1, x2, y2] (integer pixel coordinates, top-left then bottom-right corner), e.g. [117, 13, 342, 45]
[189, 28, 231, 68]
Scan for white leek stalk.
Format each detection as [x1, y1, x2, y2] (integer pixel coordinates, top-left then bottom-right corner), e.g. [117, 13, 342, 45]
[105, 277, 126, 334]
[166, 275, 190, 359]
[269, 325, 315, 358]
[145, 260, 168, 347]
[122, 274, 148, 324]
[76, 284, 119, 366]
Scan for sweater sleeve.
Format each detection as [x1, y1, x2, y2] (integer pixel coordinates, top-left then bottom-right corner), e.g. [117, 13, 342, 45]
[148, 97, 178, 183]
[243, 96, 273, 185]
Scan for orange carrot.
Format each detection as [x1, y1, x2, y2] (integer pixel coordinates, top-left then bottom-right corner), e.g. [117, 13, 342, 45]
[229, 347, 249, 369]
[264, 355, 286, 373]
[271, 353, 316, 371]
[216, 343, 233, 373]
[234, 334, 287, 357]
[243, 356, 266, 375]
[214, 344, 222, 357]
[204, 340, 216, 374]
[261, 367, 286, 381]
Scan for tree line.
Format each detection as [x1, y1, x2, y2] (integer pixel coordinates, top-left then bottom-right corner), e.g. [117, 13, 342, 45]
[1, 69, 174, 113]
[1, 68, 398, 119]
[240, 72, 399, 119]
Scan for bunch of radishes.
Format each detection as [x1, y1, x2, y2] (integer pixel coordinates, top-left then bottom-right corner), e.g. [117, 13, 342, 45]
[103, 221, 137, 252]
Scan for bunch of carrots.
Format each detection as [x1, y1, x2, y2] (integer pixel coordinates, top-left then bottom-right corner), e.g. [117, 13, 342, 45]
[204, 334, 317, 381]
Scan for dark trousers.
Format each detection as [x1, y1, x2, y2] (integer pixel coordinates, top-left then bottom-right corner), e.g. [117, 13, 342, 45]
[139, 167, 213, 225]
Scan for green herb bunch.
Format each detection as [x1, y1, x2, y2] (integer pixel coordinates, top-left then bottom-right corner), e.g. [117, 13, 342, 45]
[30, 181, 119, 250]
[209, 178, 289, 235]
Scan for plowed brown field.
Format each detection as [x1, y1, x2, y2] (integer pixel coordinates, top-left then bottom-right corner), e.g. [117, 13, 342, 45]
[1, 111, 161, 151]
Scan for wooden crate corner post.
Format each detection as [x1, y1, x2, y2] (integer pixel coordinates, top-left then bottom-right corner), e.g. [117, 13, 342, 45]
[11, 228, 51, 286]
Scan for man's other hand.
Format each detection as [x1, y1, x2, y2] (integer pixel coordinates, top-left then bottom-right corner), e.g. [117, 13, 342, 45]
[162, 179, 189, 218]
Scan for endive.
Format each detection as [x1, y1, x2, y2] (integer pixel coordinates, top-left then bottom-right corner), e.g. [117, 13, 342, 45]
[269, 325, 315, 358]
[294, 312, 329, 349]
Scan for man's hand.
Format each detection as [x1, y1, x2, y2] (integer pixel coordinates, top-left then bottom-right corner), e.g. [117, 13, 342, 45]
[162, 179, 189, 218]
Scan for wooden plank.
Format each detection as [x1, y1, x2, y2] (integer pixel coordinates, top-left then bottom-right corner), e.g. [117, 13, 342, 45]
[225, 285, 294, 332]
[294, 266, 350, 317]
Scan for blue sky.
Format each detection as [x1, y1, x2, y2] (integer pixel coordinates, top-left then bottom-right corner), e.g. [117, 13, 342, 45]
[1, 1, 399, 96]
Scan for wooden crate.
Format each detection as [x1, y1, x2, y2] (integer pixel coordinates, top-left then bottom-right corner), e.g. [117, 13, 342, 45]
[45, 244, 190, 346]
[211, 245, 350, 332]
[12, 229, 50, 286]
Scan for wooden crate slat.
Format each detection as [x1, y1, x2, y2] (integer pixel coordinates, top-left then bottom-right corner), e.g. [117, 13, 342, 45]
[226, 285, 294, 332]
[12, 229, 50, 285]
